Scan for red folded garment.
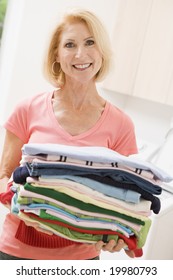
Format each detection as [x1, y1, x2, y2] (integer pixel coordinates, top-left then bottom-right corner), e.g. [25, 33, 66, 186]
[0, 181, 14, 204]
[15, 220, 82, 248]
[26, 211, 137, 249]
[22, 211, 143, 257]
[133, 248, 143, 257]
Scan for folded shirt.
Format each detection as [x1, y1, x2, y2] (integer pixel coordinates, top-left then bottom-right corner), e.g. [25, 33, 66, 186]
[25, 162, 162, 195]
[26, 179, 151, 215]
[18, 210, 138, 250]
[17, 186, 142, 232]
[22, 143, 173, 182]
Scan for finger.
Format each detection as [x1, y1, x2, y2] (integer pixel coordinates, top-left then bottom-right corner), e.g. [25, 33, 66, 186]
[4, 203, 11, 210]
[125, 250, 135, 258]
[102, 239, 125, 252]
[102, 239, 117, 251]
[95, 240, 105, 251]
[112, 239, 125, 252]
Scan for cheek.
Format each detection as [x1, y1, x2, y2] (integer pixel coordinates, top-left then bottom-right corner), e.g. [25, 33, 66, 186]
[92, 49, 102, 62]
[58, 50, 72, 62]
[95, 53, 103, 68]
[59, 55, 73, 70]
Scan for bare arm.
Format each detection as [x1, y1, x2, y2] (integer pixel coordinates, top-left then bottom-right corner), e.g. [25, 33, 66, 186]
[0, 130, 24, 194]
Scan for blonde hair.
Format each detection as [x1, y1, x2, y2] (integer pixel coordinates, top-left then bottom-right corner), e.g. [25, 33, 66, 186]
[44, 8, 112, 87]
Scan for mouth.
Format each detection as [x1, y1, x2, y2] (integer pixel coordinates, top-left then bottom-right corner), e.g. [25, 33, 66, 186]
[73, 63, 92, 70]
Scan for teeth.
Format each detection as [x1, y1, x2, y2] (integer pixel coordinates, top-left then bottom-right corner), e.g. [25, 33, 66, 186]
[74, 63, 90, 69]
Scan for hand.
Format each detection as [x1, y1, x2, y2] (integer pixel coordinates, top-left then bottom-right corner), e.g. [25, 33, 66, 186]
[95, 239, 126, 253]
[95, 239, 135, 258]
[124, 249, 135, 258]
[3, 203, 11, 210]
[0, 177, 11, 210]
[0, 177, 10, 194]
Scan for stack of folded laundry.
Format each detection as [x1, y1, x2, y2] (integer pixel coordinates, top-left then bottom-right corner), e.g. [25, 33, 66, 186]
[11, 143, 173, 257]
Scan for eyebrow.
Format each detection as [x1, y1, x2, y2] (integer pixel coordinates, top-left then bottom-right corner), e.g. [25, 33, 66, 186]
[65, 36, 94, 41]
[84, 36, 94, 40]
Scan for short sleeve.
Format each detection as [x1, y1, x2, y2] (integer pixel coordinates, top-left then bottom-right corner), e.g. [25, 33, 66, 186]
[3, 98, 30, 143]
[112, 113, 138, 156]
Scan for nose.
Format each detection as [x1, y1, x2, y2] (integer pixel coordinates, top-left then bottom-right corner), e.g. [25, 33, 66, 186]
[75, 46, 86, 58]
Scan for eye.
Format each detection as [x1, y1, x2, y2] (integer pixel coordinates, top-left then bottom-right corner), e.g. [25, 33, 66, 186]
[85, 39, 95, 46]
[64, 42, 75, 48]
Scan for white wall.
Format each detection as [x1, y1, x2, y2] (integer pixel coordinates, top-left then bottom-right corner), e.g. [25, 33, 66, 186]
[99, 87, 173, 146]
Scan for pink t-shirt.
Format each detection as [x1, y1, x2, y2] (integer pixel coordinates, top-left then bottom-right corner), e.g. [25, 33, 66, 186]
[0, 91, 138, 259]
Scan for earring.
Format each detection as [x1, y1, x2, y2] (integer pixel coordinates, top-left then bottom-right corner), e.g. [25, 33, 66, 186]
[59, 65, 62, 73]
[52, 61, 62, 75]
[52, 61, 58, 75]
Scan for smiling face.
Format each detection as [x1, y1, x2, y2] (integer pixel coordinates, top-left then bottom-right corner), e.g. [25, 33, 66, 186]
[56, 22, 103, 84]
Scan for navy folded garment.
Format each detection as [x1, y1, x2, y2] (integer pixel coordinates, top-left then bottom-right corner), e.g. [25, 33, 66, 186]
[25, 162, 162, 195]
[13, 166, 30, 184]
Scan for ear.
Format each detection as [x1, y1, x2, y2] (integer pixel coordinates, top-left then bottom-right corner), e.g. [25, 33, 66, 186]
[56, 56, 60, 63]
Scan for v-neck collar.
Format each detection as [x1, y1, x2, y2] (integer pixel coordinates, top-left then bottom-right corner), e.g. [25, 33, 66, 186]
[47, 91, 109, 140]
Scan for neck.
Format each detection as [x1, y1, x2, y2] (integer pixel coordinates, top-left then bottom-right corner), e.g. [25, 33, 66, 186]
[55, 81, 102, 110]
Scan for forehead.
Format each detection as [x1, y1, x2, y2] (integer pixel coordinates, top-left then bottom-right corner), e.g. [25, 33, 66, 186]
[60, 22, 92, 40]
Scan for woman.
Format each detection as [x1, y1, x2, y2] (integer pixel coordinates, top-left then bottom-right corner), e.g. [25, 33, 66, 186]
[0, 8, 138, 260]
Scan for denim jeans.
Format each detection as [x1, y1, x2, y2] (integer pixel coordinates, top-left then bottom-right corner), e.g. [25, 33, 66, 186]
[0, 251, 99, 260]
[0, 251, 33, 260]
